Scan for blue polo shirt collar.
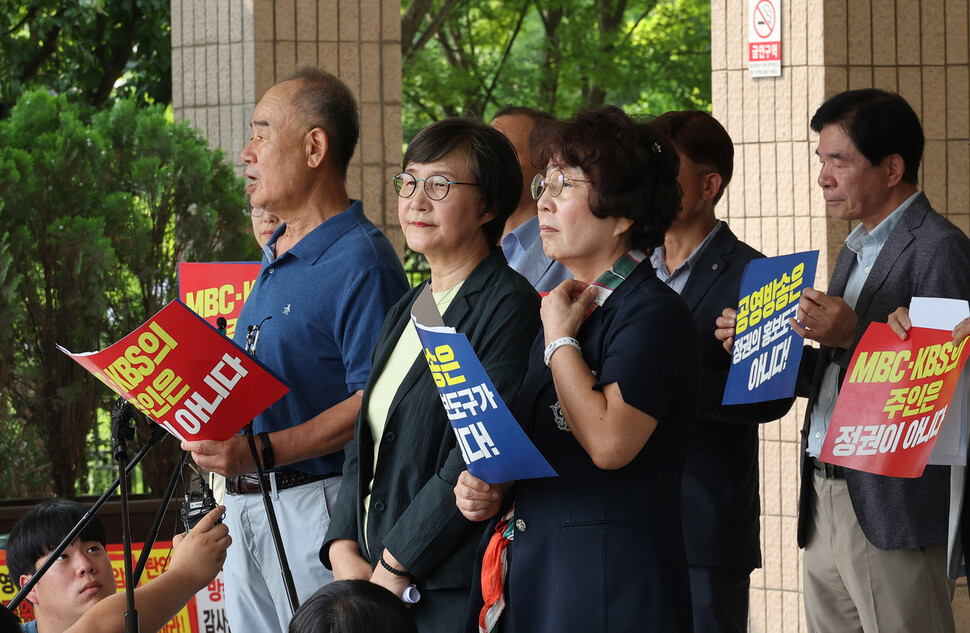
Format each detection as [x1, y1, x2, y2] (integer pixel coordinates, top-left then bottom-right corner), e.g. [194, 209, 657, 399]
[267, 200, 367, 266]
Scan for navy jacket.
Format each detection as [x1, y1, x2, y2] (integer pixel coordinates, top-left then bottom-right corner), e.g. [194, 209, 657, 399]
[678, 223, 793, 570]
[467, 262, 698, 633]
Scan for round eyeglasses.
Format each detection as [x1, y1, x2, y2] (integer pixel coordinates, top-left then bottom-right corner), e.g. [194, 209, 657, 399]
[530, 170, 592, 199]
[392, 172, 478, 201]
[244, 202, 266, 217]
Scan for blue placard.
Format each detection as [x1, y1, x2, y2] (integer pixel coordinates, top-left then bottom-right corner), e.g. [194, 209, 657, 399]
[722, 251, 819, 405]
[411, 319, 557, 483]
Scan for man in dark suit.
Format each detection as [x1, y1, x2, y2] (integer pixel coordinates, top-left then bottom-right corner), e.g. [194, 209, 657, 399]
[648, 111, 792, 633]
[720, 89, 970, 632]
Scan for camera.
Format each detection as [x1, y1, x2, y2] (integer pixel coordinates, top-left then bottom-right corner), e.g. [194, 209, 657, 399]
[180, 474, 221, 531]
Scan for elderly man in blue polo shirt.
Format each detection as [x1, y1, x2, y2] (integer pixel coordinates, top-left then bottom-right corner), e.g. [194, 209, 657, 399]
[183, 66, 408, 633]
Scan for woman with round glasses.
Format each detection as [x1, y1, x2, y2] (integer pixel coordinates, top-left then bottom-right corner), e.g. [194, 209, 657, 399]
[248, 206, 282, 248]
[322, 117, 540, 632]
[456, 106, 699, 633]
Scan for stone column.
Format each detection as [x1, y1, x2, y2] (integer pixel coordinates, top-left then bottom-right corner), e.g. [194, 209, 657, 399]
[171, 0, 405, 257]
[712, 0, 970, 630]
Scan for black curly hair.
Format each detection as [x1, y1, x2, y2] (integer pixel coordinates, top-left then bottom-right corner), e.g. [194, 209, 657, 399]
[531, 105, 682, 251]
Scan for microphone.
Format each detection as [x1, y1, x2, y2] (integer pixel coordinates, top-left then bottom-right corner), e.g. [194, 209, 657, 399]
[111, 397, 132, 433]
[181, 471, 222, 531]
[111, 397, 134, 461]
[111, 397, 167, 445]
[216, 316, 227, 336]
[245, 316, 272, 355]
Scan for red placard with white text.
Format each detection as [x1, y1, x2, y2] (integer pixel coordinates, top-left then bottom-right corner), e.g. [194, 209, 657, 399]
[178, 262, 261, 339]
[59, 300, 288, 442]
[821, 323, 970, 478]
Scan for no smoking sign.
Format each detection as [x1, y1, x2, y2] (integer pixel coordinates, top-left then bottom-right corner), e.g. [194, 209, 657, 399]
[749, 0, 782, 77]
[753, 0, 776, 38]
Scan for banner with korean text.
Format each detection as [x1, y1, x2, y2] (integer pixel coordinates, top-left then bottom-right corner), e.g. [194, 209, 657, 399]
[410, 288, 556, 484]
[1, 543, 228, 633]
[820, 323, 970, 478]
[58, 300, 288, 442]
[178, 262, 261, 339]
[722, 251, 818, 404]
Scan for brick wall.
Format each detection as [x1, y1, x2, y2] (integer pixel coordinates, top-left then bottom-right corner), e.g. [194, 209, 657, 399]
[712, 0, 970, 630]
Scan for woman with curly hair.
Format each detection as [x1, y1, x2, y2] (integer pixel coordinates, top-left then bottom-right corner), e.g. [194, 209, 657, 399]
[456, 105, 699, 633]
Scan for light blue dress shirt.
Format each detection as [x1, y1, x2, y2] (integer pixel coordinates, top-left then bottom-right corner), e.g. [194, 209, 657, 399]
[651, 221, 725, 295]
[807, 191, 920, 458]
[501, 215, 572, 292]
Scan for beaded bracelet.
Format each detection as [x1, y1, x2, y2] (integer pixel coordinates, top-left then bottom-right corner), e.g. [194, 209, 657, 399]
[379, 555, 409, 577]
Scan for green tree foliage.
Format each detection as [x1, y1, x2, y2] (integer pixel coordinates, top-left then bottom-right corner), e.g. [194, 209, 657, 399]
[0, 230, 50, 498]
[0, 91, 256, 498]
[94, 101, 256, 493]
[0, 0, 171, 118]
[401, 0, 711, 140]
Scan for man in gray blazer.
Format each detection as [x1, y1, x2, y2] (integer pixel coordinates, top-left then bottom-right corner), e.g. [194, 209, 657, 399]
[789, 90, 970, 632]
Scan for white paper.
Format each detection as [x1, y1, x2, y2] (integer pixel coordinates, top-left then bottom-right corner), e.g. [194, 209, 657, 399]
[402, 584, 421, 604]
[56, 343, 98, 357]
[911, 298, 970, 466]
[909, 297, 970, 331]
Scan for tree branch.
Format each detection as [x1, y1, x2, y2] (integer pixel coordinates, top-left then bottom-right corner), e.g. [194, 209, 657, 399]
[6, 1, 40, 36]
[404, 0, 464, 64]
[617, 0, 660, 49]
[536, 3, 563, 113]
[402, 0, 436, 51]
[89, 3, 142, 108]
[17, 18, 62, 84]
[481, 0, 530, 110]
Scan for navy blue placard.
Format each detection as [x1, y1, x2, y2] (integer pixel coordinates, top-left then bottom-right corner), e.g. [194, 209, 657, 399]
[722, 251, 818, 405]
[411, 317, 557, 483]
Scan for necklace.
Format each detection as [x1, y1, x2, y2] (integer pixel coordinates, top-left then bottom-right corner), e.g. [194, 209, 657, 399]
[431, 280, 463, 306]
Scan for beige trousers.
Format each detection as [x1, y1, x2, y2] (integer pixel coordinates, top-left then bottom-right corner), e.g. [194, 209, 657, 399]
[803, 473, 955, 633]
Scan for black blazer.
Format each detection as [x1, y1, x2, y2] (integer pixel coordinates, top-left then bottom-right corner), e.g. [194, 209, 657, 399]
[322, 250, 540, 622]
[797, 193, 970, 550]
[678, 223, 793, 570]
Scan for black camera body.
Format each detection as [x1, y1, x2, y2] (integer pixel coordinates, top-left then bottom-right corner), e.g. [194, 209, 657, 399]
[180, 476, 221, 531]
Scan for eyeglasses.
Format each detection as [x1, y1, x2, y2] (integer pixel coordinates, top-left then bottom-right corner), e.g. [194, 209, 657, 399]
[392, 172, 477, 201]
[245, 202, 266, 217]
[531, 171, 592, 199]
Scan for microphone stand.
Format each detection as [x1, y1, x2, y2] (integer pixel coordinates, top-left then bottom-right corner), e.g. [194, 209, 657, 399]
[132, 451, 186, 586]
[112, 398, 140, 633]
[6, 419, 169, 613]
[244, 318, 300, 614]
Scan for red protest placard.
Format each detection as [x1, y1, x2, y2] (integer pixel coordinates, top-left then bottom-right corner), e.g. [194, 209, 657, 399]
[178, 262, 261, 339]
[821, 323, 970, 478]
[59, 300, 288, 442]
